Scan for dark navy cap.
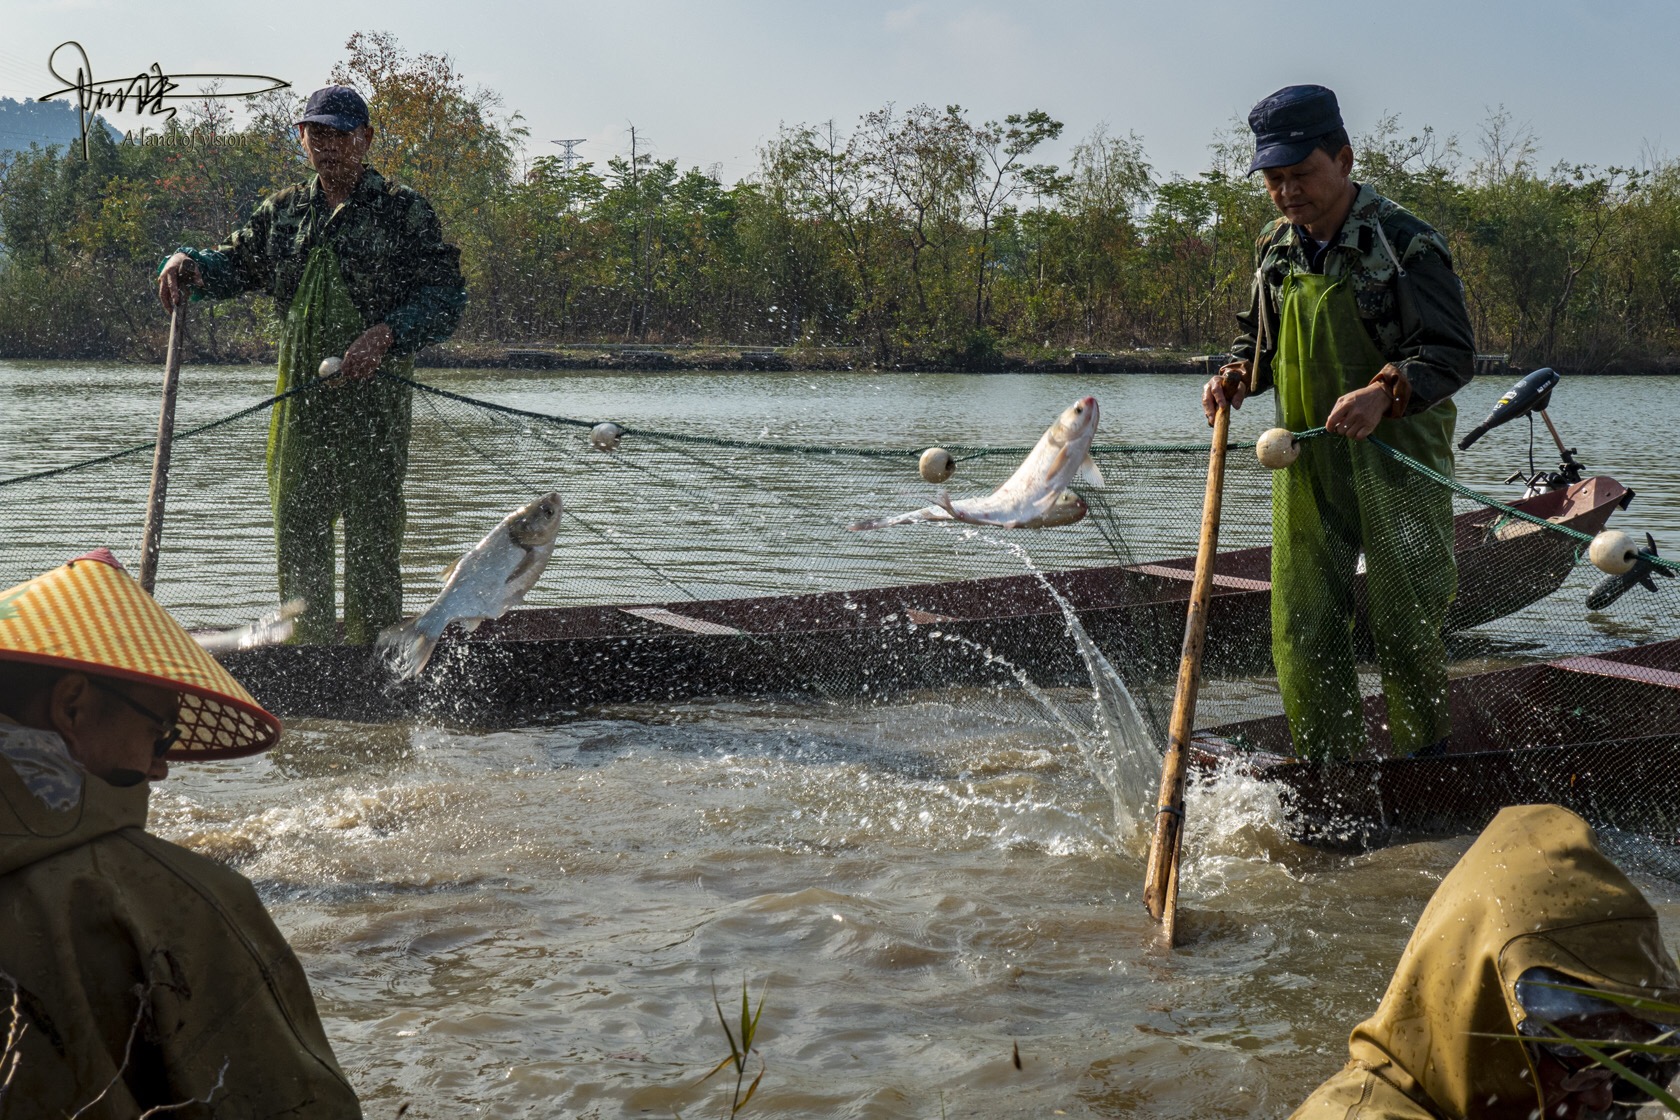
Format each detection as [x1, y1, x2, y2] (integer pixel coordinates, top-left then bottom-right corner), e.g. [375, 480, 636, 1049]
[296, 85, 369, 132]
[1247, 85, 1344, 173]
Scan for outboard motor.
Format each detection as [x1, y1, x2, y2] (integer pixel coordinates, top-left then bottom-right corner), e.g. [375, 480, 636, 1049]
[1458, 368, 1585, 497]
[1458, 367, 1560, 450]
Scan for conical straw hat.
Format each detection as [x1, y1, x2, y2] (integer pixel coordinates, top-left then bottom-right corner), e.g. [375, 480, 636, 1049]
[0, 549, 280, 758]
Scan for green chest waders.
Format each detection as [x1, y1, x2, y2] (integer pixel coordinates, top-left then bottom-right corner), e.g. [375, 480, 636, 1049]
[269, 246, 413, 645]
[1269, 271, 1458, 760]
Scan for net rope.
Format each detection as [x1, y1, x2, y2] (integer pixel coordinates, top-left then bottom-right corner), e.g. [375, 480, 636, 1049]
[5, 375, 1680, 847]
[1291, 425, 1677, 569]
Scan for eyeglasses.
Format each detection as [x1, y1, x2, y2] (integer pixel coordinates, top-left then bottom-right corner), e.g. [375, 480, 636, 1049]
[90, 680, 182, 759]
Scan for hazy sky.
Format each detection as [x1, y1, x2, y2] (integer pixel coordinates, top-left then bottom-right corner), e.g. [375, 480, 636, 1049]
[4, 0, 1677, 184]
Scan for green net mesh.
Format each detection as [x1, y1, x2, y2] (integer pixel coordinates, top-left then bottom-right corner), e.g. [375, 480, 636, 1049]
[4, 373, 1678, 849]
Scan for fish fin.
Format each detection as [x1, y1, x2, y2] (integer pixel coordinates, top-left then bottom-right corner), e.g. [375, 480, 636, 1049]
[1078, 453, 1105, 488]
[459, 618, 485, 633]
[375, 616, 443, 681]
[1043, 445, 1070, 480]
[506, 547, 541, 584]
[952, 506, 1033, 529]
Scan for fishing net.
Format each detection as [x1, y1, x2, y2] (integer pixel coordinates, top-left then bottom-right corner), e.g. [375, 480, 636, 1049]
[3, 371, 1679, 849]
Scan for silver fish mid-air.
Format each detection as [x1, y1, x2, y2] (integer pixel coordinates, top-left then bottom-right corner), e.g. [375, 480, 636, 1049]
[850, 489, 1090, 531]
[192, 600, 305, 653]
[377, 493, 564, 680]
[849, 396, 1102, 531]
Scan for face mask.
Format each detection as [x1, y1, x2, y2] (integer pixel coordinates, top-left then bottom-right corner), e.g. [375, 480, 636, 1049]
[0, 722, 84, 811]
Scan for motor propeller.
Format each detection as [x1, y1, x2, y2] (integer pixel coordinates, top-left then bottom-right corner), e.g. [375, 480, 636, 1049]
[1585, 532, 1674, 611]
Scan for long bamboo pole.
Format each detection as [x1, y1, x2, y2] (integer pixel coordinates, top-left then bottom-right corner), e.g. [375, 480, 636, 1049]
[1141, 389, 1233, 946]
[138, 307, 185, 595]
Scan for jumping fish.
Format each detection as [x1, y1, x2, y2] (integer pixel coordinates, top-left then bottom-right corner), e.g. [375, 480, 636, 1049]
[192, 599, 305, 653]
[850, 396, 1102, 531]
[377, 493, 564, 680]
[849, 489, 1090, 531]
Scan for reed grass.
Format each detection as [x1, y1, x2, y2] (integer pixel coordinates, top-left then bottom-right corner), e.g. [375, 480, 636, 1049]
[678, 977, 768, 1119]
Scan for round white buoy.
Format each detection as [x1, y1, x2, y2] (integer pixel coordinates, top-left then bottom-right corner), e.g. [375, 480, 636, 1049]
[318, 356, 343, 380]
[1255, 427, 1300, 469]
[919, 447, 955, 483]
[1589, 529, 1639, 575]
[590, 422, 624, 452]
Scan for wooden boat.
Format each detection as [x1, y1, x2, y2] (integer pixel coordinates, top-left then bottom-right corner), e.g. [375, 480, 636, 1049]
[1190, 635, 1680, 849]
[219, 476, 1631, 725]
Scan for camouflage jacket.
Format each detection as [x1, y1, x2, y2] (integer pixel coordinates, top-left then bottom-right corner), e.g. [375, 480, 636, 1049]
[180, 167, 466, 357]
[1230, 182, 1474, 414]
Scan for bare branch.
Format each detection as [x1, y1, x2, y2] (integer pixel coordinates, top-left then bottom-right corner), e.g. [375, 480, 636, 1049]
[67, 981, 154, 1120]
[136, 1057, 229, 1119]
[0, 969, 27, 1109]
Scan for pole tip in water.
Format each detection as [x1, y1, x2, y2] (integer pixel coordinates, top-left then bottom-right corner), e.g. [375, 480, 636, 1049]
[919, 447, 955, 483]
[1255, 428, 1300, 469]
[1590, 529, 1639, 575]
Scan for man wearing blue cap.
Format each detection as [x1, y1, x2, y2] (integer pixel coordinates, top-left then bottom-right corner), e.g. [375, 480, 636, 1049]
[156, 86, 466, 646]
[1200, 85, 1475, 761]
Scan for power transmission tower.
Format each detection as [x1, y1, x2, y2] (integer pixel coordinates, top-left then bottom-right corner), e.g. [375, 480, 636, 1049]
[550, 138, 586, 172]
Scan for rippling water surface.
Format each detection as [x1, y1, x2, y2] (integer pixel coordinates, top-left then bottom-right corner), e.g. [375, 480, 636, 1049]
[6, 364, 1680, 1118]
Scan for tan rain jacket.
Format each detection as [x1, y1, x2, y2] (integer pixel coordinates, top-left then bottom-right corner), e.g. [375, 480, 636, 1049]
[0, 723, 360, 1118]
[1291, 804, 1680, 1119]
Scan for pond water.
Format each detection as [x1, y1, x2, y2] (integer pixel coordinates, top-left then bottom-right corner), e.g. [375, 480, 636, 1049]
[4, 364, 1678, 1118]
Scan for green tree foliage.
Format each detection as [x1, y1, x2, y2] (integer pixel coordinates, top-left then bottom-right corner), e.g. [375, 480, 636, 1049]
[5, 34, 1680, 371]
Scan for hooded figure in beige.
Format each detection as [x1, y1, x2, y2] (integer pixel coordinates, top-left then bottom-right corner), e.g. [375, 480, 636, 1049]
[1291, 804, 1680, 1119]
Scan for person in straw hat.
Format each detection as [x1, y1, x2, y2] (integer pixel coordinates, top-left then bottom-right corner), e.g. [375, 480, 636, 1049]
[0, 550, 360, 1116]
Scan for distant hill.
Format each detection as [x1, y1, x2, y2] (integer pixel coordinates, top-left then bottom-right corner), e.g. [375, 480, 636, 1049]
[0, 97, 121, 154]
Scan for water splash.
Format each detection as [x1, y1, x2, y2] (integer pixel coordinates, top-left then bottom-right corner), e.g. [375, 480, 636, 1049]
[1178, 758, 1293, 892]
[967, 530, 1164, 840]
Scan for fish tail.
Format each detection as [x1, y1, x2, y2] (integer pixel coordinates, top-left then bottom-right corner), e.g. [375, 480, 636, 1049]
[376, 615, 444, 680]
[849, 505, 943, 531]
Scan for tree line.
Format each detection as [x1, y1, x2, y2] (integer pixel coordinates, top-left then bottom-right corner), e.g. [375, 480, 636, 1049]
[2, 31, 1678, 372]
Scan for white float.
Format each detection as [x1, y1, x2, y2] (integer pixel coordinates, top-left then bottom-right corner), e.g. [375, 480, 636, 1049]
[590, 422, 624, 452]
[919, 447, 955, 483]
[1255, 428, 1300, 470]
[1589, 529, 1639, 575]
[318, 356, 343, 379]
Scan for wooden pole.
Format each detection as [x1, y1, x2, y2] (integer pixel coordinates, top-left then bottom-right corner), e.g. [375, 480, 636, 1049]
[1539, 409, 1569, 460]
[138, 307, 185, 595]
[1142, 395, 1233, 946]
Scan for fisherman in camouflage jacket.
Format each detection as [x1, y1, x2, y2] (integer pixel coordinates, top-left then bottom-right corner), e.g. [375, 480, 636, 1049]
[159, 86, 466, 646]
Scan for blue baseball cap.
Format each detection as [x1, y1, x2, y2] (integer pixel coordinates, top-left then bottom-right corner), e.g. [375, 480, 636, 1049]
[1247, 85, 1344, 173]
[296, 85, 369, 132]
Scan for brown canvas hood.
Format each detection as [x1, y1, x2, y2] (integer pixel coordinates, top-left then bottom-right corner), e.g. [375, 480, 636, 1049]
[1340, 805, 1680, 1119]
